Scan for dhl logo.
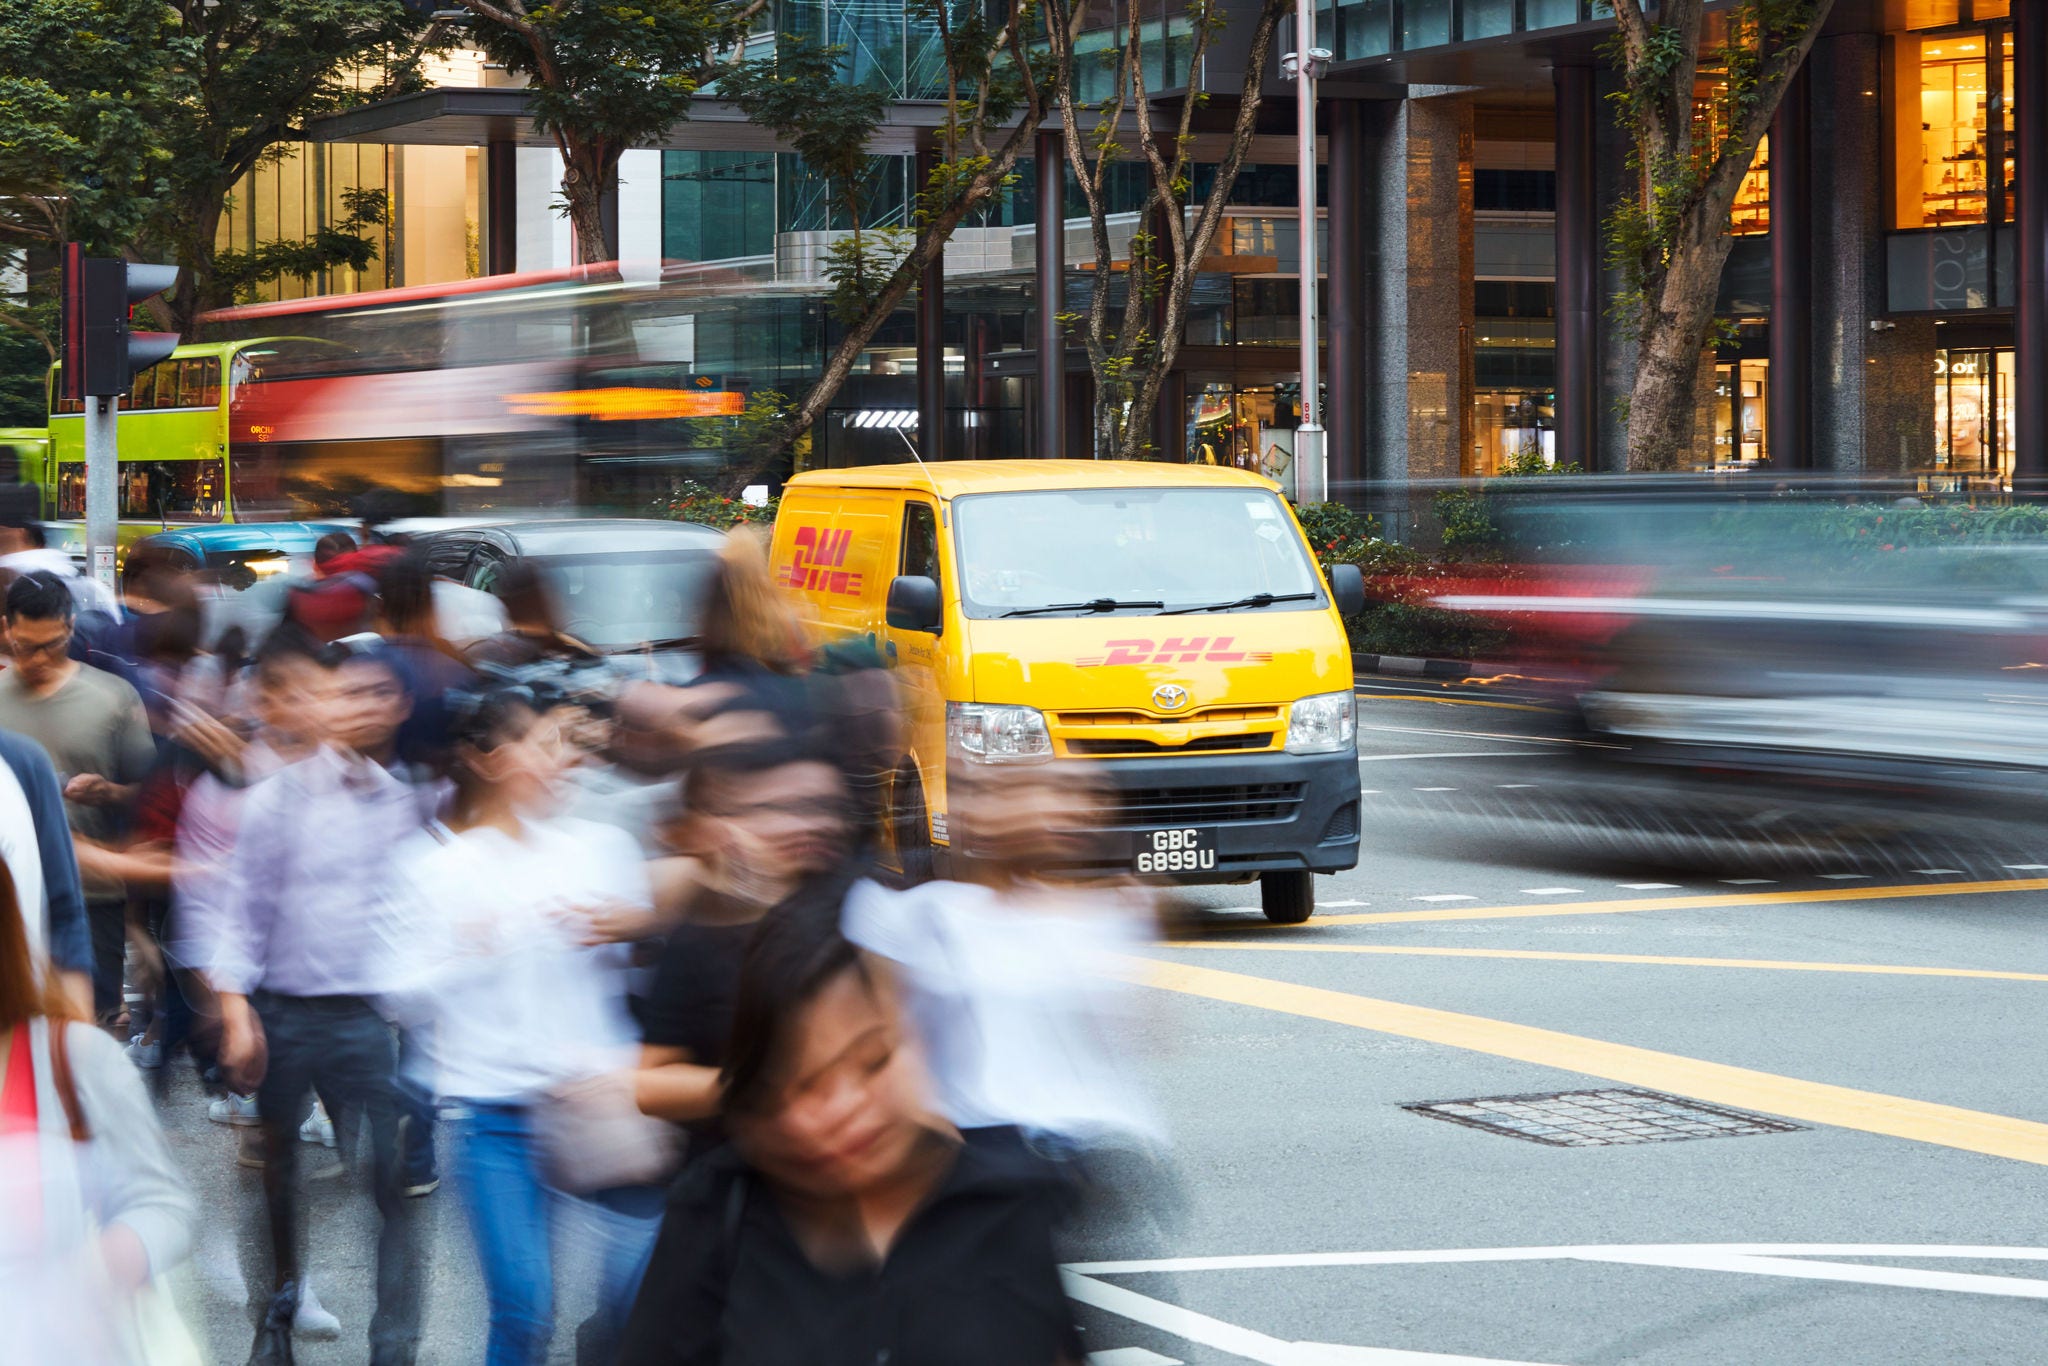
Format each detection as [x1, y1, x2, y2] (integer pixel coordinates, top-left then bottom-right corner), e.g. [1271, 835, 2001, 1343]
[1076, 637, 1274, 667]
[777, 525, 865, 597]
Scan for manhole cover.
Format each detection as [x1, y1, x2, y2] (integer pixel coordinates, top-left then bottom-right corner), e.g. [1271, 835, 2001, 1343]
[1402, 1088, 1803, 1147]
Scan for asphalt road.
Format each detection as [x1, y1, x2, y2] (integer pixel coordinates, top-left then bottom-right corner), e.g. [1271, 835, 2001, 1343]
[158, 678, 2048, 1363]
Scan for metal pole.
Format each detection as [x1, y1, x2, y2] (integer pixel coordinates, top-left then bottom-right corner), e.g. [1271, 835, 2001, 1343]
[85, 395, 117, 593]
[2016, 0, 2048, 492]
[1292, 5, 1327, 503]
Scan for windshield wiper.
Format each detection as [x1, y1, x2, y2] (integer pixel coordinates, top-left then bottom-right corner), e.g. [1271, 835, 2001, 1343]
[1000, 598, 1166, 618]
[1158, 591, 1321, 615]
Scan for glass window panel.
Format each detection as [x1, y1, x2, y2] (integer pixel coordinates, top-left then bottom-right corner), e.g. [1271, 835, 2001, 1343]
[130, 364, 155, 409]
[1401, 0, 1452, 49]
[2000, 30, 2015, 221]
[1334, 0, 1392, 59]
[1463, 0, 1514, 40]
[1731, 132, 1770, 234]
[1525, 0, 1580, 27]
[1890, 31, 1991, 228]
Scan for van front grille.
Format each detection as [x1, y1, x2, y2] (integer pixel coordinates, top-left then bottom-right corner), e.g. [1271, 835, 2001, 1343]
[1066, 733, 1275, 757]
[1104, 782, 1305, 828]
[1055, 705, 1282, 726]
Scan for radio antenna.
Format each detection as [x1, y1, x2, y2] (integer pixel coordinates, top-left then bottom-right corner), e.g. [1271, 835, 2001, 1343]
[895, 426, 942, 497]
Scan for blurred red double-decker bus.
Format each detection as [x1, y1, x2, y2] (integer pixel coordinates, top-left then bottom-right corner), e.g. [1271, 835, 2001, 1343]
[198, 264, 758, 521]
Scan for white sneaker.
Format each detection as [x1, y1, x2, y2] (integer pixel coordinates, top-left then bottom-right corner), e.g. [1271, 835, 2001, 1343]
[299, 1101, 336, 1149]
[208, 1093, 261, 1127]
[125, 1038, 163, 1069]
[294, 1279, 342, 1340]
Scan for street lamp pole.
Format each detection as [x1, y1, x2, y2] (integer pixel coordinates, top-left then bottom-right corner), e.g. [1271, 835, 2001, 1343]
[1285, 8, 1331, 504]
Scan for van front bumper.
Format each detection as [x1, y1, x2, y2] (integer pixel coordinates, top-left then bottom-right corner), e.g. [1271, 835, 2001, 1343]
[949, 747, 1362, 883]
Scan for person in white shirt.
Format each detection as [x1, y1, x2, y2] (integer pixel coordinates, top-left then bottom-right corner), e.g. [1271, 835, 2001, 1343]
[842, 762, 1178, 1255]
[384, 683, 662, 1366]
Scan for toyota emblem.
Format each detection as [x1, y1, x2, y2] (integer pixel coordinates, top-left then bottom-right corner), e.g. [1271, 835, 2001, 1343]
[1153, 684, 1191, 711]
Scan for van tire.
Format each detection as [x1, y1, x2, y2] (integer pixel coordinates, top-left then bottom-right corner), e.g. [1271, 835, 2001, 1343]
[891, 769, 937, 888]
[1260, 871, 1316, 924]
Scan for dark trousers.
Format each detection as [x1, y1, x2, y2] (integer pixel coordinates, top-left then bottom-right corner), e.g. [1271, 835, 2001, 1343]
[87, 897, 124, 1021]
[253, 991, 421, 1362]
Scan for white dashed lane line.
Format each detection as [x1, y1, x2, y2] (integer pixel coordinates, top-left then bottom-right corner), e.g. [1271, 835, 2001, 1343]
[1412, 894, 1479, 903]
[1521, 887, 1584, 896]
[1617, 882, 1681, 890]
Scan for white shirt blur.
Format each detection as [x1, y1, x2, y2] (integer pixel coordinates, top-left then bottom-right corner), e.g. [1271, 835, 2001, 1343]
[384, 815, 650, 1103]
[0, 548, 120, 617]
[843, 879, 1165, 1150]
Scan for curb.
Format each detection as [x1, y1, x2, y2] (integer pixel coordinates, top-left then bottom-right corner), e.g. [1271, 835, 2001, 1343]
[1353, 652, 1500, 681]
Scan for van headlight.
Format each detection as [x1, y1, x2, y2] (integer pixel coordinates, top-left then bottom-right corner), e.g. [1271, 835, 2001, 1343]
[947, 702, 1053, 764]
[1285, 691, 1356, 754]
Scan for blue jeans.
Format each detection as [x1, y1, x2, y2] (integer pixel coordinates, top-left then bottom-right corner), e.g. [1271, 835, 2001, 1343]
[450, 1103, 662, 1366]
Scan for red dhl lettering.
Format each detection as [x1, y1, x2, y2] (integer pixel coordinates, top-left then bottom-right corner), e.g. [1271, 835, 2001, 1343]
[778, 525, 864, 598]
[1075, 637, 1271, 666]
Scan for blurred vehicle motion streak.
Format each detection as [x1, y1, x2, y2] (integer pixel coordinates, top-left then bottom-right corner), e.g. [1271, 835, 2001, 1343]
[1409, 478, 2048, 868]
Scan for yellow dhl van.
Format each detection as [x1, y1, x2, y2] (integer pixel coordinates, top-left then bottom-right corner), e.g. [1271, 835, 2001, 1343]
[769, 460, 1365, 923]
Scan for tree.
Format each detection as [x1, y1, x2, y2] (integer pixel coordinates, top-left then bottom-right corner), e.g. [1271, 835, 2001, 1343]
[452, 0, 764, 264]
[0, 0, 179, 369]
[717, 0, 1077, 490]
[1044, 0, 1289, 460]
[149, 0, 433, 330]
[1606, 0, 1833, 470]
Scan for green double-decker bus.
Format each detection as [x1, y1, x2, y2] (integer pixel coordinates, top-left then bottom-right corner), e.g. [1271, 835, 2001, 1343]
[44, 341, 249, 536]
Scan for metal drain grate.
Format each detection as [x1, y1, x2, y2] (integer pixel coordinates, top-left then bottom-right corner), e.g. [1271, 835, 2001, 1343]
[1403, 1088, 1803, 1147]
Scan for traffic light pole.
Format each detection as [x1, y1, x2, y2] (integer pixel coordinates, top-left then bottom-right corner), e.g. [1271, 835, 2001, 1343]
[1284, 12, 1330, 505]
[84, 396, 118, 594]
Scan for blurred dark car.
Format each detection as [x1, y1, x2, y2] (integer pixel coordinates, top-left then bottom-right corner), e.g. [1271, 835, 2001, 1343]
[411, 518, 725, 682]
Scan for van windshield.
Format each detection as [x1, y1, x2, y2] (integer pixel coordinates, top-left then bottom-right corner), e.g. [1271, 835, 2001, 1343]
[951, 487, 1323, 618]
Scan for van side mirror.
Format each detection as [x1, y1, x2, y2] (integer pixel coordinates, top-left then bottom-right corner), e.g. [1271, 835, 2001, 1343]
[1329, 563, 1365, 619]
[886, 574, 942, 633]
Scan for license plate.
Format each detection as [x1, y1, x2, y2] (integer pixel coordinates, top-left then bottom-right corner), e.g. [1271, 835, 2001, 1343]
[1135, 827, 1217, 874]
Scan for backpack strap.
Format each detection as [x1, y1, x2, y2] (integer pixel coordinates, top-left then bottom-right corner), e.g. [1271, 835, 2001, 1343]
[47, 1020, 90, 1143]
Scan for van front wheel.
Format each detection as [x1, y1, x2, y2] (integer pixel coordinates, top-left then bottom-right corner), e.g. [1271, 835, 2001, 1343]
[1260, 871, 1316, 924]
[891, 770, 937, 888]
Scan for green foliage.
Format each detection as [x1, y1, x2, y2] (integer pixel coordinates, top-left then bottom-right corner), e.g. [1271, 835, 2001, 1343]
[649, 479, 778, 529]
[464, 0, 742, 151]
[0, 323, 51, 427]
[718, 38, 890, 228]
[1600, 0, 1828, 342]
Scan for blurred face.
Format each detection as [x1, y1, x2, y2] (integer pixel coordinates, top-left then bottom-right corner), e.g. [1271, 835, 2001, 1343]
[466, 704, 573, 814]
[952, 767, 1110, 870]
[702, 759, 849, 881]
[729, 966, 932, 1200]
[321, 658, 410, 756]
[256, 656, 323, 747]
[5, 612, 73, 691]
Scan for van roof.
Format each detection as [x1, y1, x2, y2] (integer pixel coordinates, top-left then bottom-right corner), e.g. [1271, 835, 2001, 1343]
[783, 460, 1281, 498]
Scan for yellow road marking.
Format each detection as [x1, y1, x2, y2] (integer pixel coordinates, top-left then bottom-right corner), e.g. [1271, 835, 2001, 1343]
[1124, 955, 2048, 1165]
[1161, 939, 2048, 983]
[1283, 877, 2048, 928]
[1354, 692, 1554, 714]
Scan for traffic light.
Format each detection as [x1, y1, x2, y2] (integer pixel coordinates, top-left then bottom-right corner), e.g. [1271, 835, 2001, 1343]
[59, 244, 180, 402]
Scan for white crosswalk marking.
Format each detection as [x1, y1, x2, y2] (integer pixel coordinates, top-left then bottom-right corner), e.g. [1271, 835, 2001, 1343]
[1088, 1351, 1185, 1366]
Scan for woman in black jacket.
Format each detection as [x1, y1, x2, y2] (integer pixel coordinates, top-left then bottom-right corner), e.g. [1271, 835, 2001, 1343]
[616, 895, 1080, 1366]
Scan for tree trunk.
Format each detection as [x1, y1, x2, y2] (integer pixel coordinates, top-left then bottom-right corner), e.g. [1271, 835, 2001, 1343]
[560, 142, 616, 265]
[1624, 227, 1735, 470]
[167, 193, 229, 335]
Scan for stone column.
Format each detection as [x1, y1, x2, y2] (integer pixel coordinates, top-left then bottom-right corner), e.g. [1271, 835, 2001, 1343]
[485, 141, 517, 275]
[1327, 98, 1369, 491]
[1034, 129, 1066, 459]
[916, 147, 946, 461]
[1553, 66, 1599, 474]
[1594, 68, 1636, 474]
[2016, 0, 2048, 487]
[1361, 90, 1474, 524]
[1769, 67, 1812, 470]
[1808, 30, 1934, 474]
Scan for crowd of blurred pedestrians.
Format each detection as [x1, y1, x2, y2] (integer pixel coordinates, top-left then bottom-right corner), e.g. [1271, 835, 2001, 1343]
[0, 495, 1173, 1366]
